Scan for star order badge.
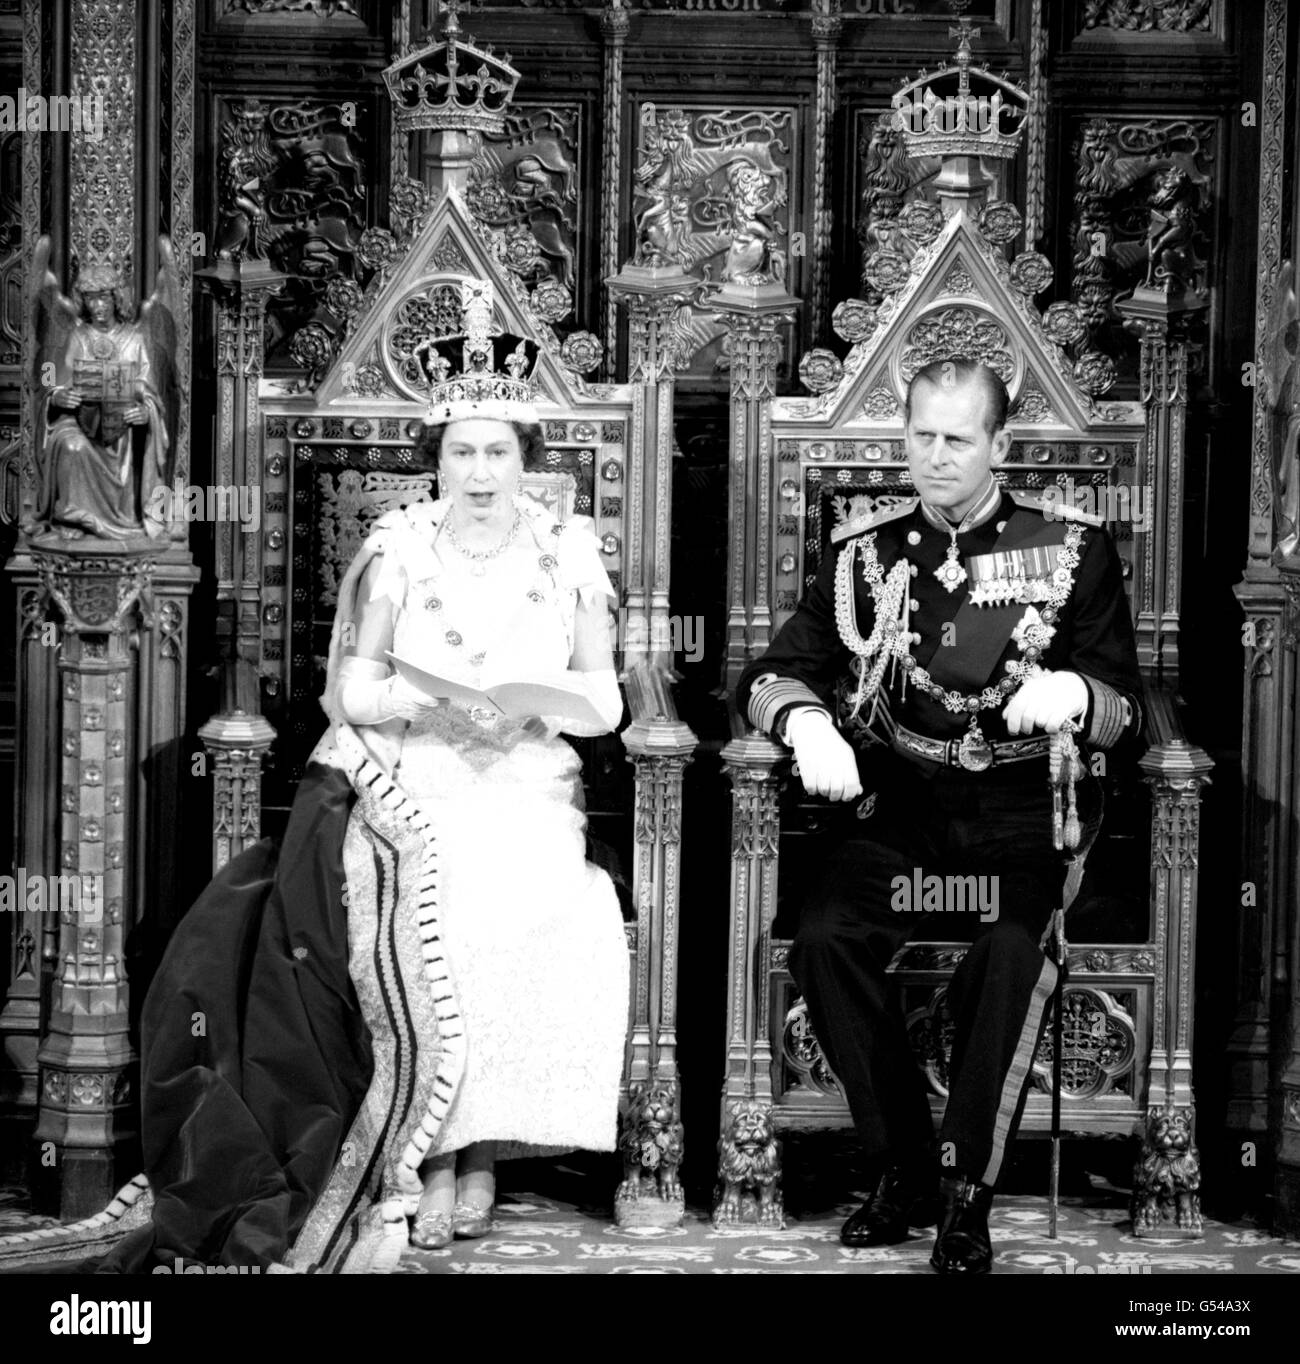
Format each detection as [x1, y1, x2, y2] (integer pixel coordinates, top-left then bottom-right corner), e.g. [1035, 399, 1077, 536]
[934, 539, 967, 593]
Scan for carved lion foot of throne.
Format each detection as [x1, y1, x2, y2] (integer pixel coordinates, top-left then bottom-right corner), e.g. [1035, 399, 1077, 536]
[614, 1080, 686, 1228]
[712, 1099, 785, 1230]
[1130, 1107, 1203, 1238]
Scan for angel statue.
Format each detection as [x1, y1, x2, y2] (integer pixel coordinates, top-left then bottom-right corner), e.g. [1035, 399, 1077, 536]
[28, 236, 178, 542]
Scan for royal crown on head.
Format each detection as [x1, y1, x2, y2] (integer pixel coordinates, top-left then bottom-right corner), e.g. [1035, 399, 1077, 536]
[382, 0, 521, 138]
[891, 18, 1029, 165]
[416, 279, 540, 426]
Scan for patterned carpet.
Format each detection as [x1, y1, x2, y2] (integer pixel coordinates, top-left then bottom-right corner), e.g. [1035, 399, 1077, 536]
[4, 1145, 1298, 1275]
[388, 1170, 1298, 1276]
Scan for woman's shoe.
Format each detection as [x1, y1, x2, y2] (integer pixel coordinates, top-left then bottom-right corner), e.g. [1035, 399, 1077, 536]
[452, 1202, 494, 1239]
[409, 1210, 454, 1250]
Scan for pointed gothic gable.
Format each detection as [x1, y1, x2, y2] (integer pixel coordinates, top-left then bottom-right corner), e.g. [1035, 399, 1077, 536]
[309, 186, 626, 416]
[772, 211, 1144, 441]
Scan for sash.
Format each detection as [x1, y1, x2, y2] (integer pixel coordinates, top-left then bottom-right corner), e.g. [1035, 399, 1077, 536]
[920, 509, 1078, 695]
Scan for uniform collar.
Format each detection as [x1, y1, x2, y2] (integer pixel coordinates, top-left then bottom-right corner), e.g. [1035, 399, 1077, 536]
[918, 475, 1002, 536]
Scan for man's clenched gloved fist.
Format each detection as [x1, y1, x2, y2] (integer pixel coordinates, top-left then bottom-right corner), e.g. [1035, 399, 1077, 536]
[1002, 669, 1087, 736]
[785, 708, 863, 802]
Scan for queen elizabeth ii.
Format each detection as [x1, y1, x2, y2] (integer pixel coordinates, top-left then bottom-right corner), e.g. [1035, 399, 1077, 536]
[82, 288, 630, 1274]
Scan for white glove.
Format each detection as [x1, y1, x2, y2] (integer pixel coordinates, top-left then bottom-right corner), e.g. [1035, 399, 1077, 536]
[337, 656, 441, 726]
[1002, 669, 1088, 736]
[785, 708, 862, 802]
[557, 668, 624, 738]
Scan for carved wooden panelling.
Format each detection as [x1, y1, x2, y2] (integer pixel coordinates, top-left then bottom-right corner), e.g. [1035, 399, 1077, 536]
[470, 0, 1001, 13]
[0, 129, 19, 367]
[468, 103, 583, 294]
[1069, 114, 1215, 383]
[631, 102, 797, 383]
[213, 0, 374, 25]
[1077, 0, 1220, 38]
[212, 96, 373, 367]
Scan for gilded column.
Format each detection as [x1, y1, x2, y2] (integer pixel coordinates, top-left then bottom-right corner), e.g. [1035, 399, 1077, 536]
[614, 667, 696, 1229]
[0, 0, 53, 1155]
[1228, 608, 1281, 1144]
[167, 0, 197, 520]
[714, 732, 786, 1229]
[808, 0, 842, 344]
[0, 587, 59, 1137]
[599, 0, 631, 376]
[390, 0, 413, 183]
[1134, 691, 1213, 1239]
[1247, 0, 1288, 569]
[1023, 0, 1047, 250]
[1117, 292, 1204, 684]
[31, 552, 152, 1218]
[1228, 0, 1289, 1174]
[194, 262, 286, 867]
[1275, 570, 1300, 1235]
[714, 282, 799, 694]
[606, 254, 698, 1228]
[607, 263, 696, 675]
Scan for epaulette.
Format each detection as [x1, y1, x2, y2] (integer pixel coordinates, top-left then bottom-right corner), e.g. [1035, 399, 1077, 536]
[830, 496, 920, 545]
[1011, 489, 1105, 528]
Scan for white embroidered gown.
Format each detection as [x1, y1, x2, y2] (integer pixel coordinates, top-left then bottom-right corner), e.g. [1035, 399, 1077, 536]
[359, 495, 629, 1156]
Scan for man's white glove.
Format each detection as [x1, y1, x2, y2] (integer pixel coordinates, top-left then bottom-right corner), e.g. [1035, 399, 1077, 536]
[785, 708, 863, 802]
[1002, 669, 1088, 736]
[337, 656, 442, 725]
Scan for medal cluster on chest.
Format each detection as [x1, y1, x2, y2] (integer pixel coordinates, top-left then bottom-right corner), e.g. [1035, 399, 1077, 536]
[833, 515, 1086, 766]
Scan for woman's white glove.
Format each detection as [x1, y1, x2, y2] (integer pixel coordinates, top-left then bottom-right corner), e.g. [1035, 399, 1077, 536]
[552, 668, 624, 739]
[337, 656, 440, 726]
[785, 707, 863, 802]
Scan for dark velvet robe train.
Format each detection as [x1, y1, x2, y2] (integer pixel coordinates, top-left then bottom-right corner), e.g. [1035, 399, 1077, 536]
[94, 762, 372, 1271]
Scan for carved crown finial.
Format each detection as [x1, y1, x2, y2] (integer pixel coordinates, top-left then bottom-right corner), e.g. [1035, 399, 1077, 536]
[438, 0, 464, 39]
[892, 19, 1028, 165]
[383, 1, 520, 137]
[949, 18, 981, 86]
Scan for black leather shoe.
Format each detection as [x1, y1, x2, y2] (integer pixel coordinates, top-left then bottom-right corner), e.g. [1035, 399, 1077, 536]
[930, 1176, 994, 1275]
[841, 1164, 938, 1248]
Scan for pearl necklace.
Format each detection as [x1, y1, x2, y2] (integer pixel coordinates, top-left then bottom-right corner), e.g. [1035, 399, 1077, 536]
[443, 510, 523, 577]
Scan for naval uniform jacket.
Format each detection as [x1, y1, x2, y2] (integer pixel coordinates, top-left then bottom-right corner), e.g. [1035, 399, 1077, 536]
[737, 484, 1143, 770]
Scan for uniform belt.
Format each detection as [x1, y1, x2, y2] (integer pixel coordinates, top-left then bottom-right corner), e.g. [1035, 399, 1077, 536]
[891, 722, 1052, 771]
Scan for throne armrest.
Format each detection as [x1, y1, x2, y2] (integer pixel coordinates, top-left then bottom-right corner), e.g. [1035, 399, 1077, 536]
[1136, 676, 1214, 784]
[623, 659, 679, 726]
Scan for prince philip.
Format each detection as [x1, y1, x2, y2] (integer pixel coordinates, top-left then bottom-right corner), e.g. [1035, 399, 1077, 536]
[738, 359, 1142, 1274]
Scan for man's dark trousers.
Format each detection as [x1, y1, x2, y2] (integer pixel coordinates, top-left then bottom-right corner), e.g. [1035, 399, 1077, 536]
[790, 751, 1100, 1187]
